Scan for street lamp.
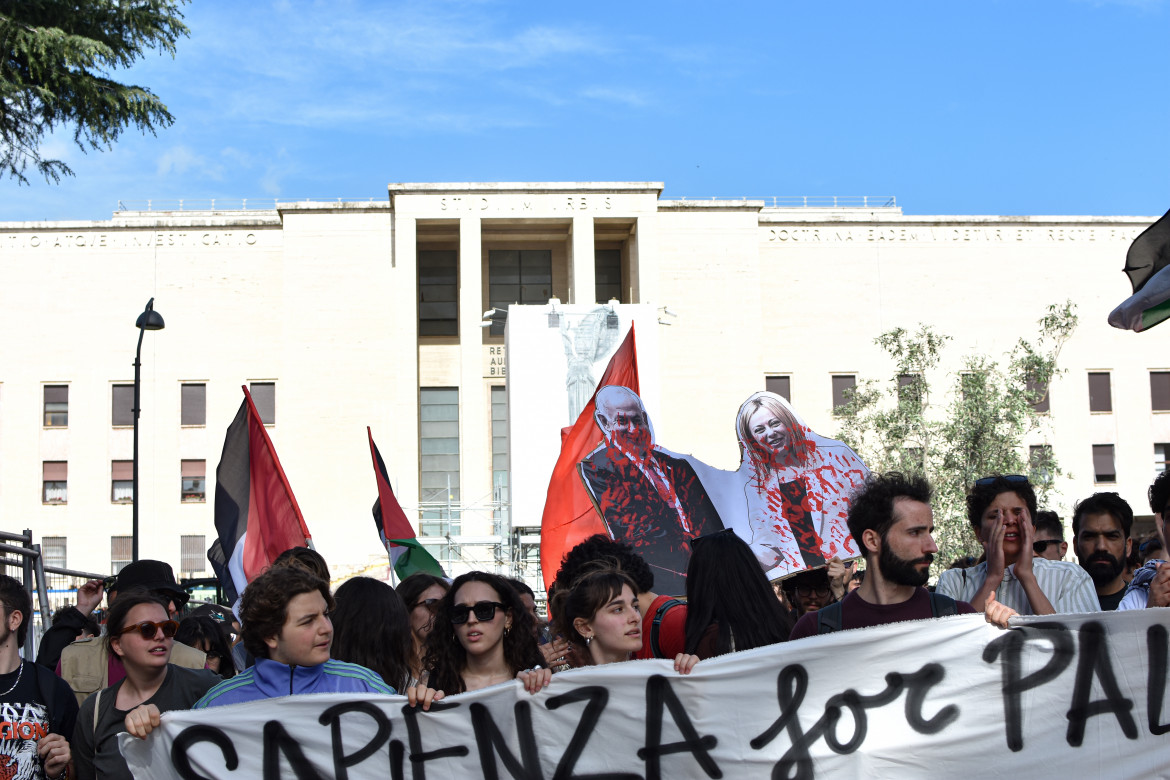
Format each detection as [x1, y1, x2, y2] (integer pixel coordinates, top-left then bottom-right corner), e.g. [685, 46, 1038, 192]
[132, 298, 165, 562]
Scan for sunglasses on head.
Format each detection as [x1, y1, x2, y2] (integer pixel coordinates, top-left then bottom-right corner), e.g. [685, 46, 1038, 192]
[118, 619, 179, 640]
[412, 598, 440, 612]
[450, 601, 507, 625]
[1032, 539, 1061, 554]
[974, 474, 1030, 488]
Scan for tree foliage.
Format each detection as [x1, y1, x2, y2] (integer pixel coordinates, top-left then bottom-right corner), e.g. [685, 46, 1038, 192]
[0, 0, 188, 184]
[835, 301, 1079, 573]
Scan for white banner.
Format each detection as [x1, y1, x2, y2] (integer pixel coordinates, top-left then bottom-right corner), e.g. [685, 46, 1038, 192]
[122, 610, 1170, 779]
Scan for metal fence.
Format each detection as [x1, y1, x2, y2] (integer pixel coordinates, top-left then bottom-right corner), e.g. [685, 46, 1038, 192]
[0, 529, 103, 658]
[671, 195, 898, 208]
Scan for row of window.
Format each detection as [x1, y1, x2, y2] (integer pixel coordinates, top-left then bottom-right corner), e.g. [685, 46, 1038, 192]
[419, 248, 623, 337]
[40, 382, 276, 429]
[41, 460, 206, 504]
[40, 534, 208, 577]
[765, 371, 1170, 414]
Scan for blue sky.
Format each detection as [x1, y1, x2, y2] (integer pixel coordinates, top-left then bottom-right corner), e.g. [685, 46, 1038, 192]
[5, 0, 1169, 221]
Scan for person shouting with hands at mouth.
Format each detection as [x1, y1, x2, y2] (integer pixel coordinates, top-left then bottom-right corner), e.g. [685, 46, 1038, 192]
[936, 475, 1097, 615]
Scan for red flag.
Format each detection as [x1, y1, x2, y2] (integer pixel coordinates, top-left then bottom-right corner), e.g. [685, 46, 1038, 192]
[539, 324, 640, 590]
[211, 386, 311, 600]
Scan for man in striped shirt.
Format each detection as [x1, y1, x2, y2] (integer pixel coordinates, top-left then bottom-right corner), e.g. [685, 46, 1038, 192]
[936, 475, 1098, 615]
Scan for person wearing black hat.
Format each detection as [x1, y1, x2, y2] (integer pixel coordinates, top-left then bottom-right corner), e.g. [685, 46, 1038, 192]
[38, 560, 207, 706]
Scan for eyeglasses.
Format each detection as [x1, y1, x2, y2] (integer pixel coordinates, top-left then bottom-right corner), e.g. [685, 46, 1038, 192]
[118, 620, 179, 640]
[974, 474, 1030, 488]
[450, 601, 507, 625]
[412, 598, 440, 613]
[1032, 539, 1062, 554]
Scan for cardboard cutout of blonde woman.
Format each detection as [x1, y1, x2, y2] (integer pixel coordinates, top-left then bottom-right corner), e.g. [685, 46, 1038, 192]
[730, 391, 867, 578]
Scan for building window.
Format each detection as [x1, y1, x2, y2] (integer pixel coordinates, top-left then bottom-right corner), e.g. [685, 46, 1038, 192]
[594, 249, 622, 303]
[491, 386, 509, 529]
[180, 535, 206, 577]
[42, 536, 66, 571]
[765, 376, 791, 402]
[111, 460, 133, 503]
[418, 250, 459, 336]
[1152, 371, 1170, 412]
[420, 388, 460, 535]
[181, 460, 206, 502]
[42, 461, 67, 503]
[1029, 445, 1054, 483]
[1093, 444, 1116, 483]
[249, 382, 275, 425]
[487, 250, 552, 336]
[1027, 377, 1050, 414]
[1088, 372, 1112, 413]
[1156, 443, 1169, 475]
[898, 373, 923, 405]
[111, 384, 134, 426]
[44, 385, 68, 427]
[831, 375, 856, 413]
[181, 383, 206, 426]
[111, 536, 132, 574]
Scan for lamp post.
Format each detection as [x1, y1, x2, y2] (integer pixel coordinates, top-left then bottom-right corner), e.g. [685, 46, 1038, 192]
[132, 298, 165, 563]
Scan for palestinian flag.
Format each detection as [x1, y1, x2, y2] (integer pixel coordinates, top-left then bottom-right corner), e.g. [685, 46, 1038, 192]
[209, 386, 313, 604]
[539, 324, 639, 591]
[1108, 207, 1170, 333]
[368, 427, 445, 580]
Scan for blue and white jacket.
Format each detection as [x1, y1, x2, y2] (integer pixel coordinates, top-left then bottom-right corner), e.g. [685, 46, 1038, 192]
[193, 657, 395, 707]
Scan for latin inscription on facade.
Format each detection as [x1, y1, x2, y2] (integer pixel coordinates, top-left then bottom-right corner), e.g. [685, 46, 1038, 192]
[436, 194, 615, 214]
[764, 226, 1145, 244]
[484, 345, 506, 377]
[0, 231, 261, 251]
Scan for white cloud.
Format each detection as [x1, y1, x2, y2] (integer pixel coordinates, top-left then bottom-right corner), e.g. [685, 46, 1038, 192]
[581, 86, 649, 108]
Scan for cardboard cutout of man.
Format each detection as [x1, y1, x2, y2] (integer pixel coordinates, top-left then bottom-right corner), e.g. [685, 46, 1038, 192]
[578, 386, 724, 594]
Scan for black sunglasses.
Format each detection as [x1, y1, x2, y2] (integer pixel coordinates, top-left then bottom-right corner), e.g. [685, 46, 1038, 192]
[1032, 539, 1062, 554]
[118, 619, 179, 640]
[974, 474, 1030, 488]
[450, 601, 507, 625]
[412, 597, 440, 612]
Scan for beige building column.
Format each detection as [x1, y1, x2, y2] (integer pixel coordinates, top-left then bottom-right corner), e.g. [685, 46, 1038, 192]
[458, 216, 491, 533]
[569, 216, 596, 304]
[389, 212, 421, 522]
[629, 214, 658, 303]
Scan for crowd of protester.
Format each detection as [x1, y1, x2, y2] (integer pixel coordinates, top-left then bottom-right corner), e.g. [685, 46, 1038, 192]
[5, 467, 1167, 777]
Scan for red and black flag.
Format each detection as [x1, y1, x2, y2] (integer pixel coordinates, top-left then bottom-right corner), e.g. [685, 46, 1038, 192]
[1109, 207, 1170, 332]
[368, 427, 445, 580]
[209, 386, 312, 604]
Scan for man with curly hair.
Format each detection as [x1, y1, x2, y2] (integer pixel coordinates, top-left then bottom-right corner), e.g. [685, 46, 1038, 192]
[194, 567, 394, 707]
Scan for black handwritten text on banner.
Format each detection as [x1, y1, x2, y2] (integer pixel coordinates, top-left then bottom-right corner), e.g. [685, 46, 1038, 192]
[121, 610, 1170, 779]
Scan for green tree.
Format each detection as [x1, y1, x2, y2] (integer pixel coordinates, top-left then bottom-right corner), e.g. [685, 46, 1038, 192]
[835, 301, 1078, 573]
[0, 1, 188, 184]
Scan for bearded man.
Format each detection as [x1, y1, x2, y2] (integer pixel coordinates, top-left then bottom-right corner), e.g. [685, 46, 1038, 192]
[1072, 492, 1134, 611]
[789, 472, 978, 639]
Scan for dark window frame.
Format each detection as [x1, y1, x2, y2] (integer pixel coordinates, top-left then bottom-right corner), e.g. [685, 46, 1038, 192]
[249, 382, 276, 425]
[112, 384, 134, 427]
[1093, 444, 1116, 483]
[1087, 372, 1112, 413]
[44, 385, 68, 427]
[181, 383, 207, 426]
[765, 375, 791, 402]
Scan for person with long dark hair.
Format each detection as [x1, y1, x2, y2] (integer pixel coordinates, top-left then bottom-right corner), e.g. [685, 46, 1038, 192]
[408, 571, 546, 709]
[331, 576, 412, 691]
[552, 566, 699, 673]
[684, 529, 794, 658]
[73, 589, 220, 779]
[174, 616, 235, 679]
[395, 573, 449, 685]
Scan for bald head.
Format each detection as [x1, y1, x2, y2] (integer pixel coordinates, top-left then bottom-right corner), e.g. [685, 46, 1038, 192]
[595, 386, 648, 435]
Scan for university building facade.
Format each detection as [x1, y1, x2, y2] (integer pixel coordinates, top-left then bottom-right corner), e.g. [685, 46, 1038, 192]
[1, 182, 1167, 591]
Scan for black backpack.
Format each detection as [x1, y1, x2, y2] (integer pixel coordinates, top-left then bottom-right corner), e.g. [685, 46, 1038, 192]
[816, 592, 957, 634]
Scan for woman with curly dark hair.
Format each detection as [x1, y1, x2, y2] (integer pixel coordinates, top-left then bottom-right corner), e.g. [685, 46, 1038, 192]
[408, 571, 546, 709]
[395, 572, 449, 684]
[331, 577, 412, 691]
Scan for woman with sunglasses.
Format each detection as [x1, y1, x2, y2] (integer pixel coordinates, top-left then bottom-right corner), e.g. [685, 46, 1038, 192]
[408, 572, 545, 709]
[395, 572, 449, 686]
[72, 589, 220, 780]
